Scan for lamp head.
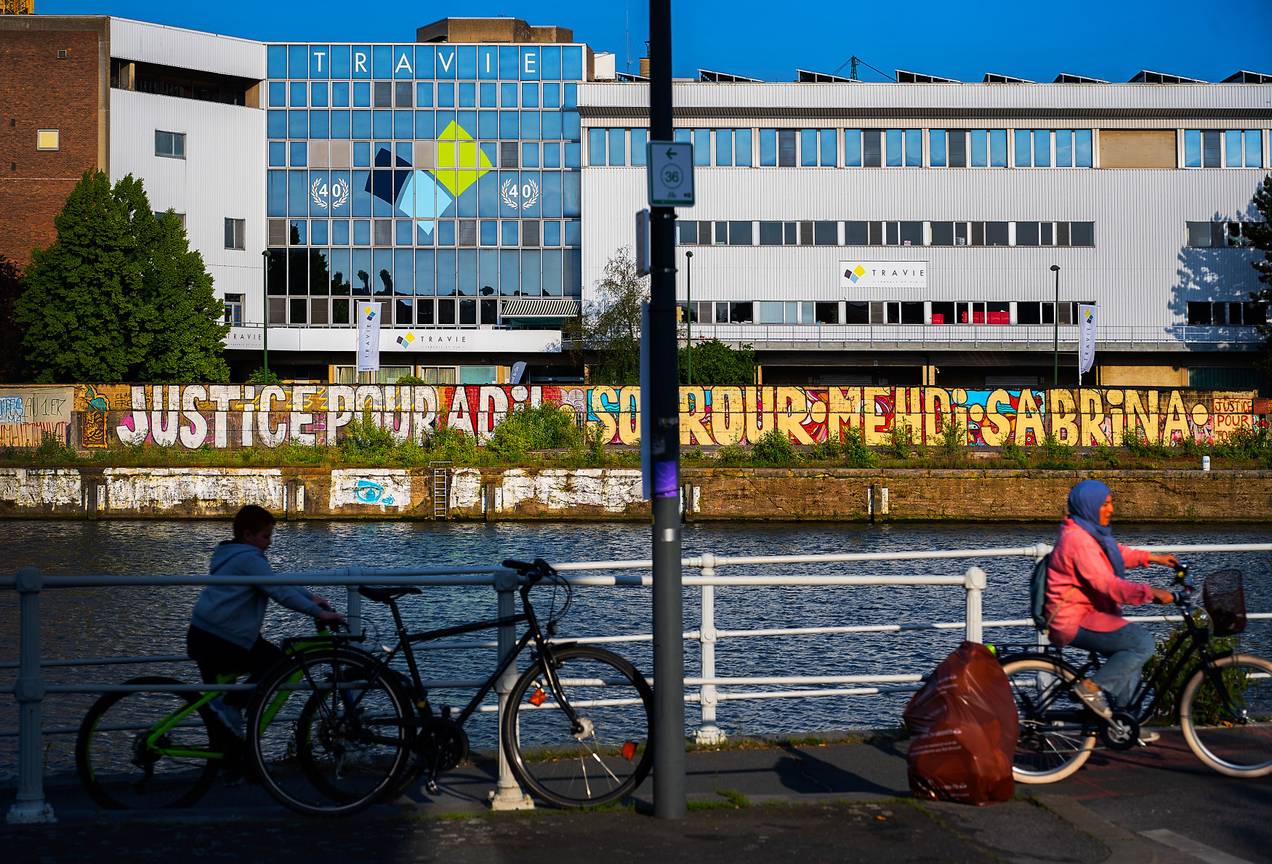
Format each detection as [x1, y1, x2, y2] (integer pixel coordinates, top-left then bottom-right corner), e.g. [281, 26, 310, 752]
[686, 250, 694, 259]
[1049, 264, 1060, 272]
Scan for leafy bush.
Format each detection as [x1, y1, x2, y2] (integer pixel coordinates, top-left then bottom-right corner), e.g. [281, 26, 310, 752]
[392, 374, 425, 385]
[999, 441, 1030, 469]
[1122, 428, 1171, 459]
[714, 444, 750, 467]
[1087, 442, 1121, 468]
[486, 404, 582, 461]
[1213, 424, 1272, 462]
[886, 419, 914, 460]
[338, 412, 396, 462]
[840, 428, 877, 468]
[751, 428, 796, 466]
[32, 433, 78, 465]
[806, 438, 843, 463]
[247, 367, 281, 385]
[939, 415, 966, 455]
[1143, 626, 1241, 725]
[423, 426, 478, 463]
[1037, 431, 1074, 468]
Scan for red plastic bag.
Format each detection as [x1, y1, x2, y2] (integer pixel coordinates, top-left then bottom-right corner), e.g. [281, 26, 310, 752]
[902, 641, 1018, 806]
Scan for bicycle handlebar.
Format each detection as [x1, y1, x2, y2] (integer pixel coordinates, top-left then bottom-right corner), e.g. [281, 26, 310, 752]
[501, 558, 555, 584]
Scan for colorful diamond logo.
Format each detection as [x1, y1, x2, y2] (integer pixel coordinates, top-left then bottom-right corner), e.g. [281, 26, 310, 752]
[434, 121, 493, 199]
[396, 333, 416, 348]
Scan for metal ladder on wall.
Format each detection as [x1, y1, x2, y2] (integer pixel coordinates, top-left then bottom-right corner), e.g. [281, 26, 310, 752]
[429, 461, 451, 519]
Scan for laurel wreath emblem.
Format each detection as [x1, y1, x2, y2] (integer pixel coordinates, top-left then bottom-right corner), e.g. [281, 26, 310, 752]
[500, 178, 540, 210]
[310, 177, 351, 210]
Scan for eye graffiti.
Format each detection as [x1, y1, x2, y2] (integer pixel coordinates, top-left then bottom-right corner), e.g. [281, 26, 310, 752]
[352, 479, 395, 506]
[500, 177, 540, 210]
[310, 176, 351, 210]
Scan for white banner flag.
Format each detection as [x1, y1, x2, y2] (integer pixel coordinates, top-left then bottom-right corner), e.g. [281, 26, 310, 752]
[356, 302, 382, 373]
[1077, 303, 1097, 377]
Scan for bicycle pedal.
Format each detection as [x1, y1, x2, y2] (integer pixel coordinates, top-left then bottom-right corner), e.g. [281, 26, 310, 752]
[425, 778, 440, 795]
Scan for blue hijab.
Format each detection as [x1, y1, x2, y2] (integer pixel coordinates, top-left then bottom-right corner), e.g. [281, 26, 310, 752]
[1067, 479, 1125, 579]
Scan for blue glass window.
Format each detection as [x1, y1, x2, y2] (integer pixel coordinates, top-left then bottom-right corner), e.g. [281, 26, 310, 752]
[522, 111, 541, 139]
[393, 46, 414, 79]
[820, 129, 837, 166]
[410, 82, 430, 107]
[454, 81, 474, 107]
[563, 83, 577, 108]
[522, 142, 540, 167]
[330, 45, 350, 78]
[564, 142, 580, 168]
[801, 129, 818, 167]
[372, 46, 392, 78]
[267, 45, 287, 79]
[309, 111, 329, 139]
[373, 110, 392, 138]
[353, 82, 370, 107]
[351, 46, 371, 79]
[288, 45, 307, 78]
[396, 217, 413, 246]
[353, 142, 371, 167]
[904, 129, 921, 167]
[395, 141, 412, 164]
[353, 220, 371, 244]
[394, 111, 412, 139]
[480, 82, 497, 106]
[1055, 129, 1073, 167]
[269, 141, 286, 166]
[632, 129, 649, 166]
[1225, 130, 1243, 167]
[499, 46, 518, 79]
[436, 249, 456, 295]
[480, 220, 498, 246]
[288, 171, 309, 216]
[436, 110, 455, 134]
[1014, 129, 1031, 166]
[479, 249, 499, 294]
[990, 129, 1008, 167]
[479, 111, 498, 139]
[501, 220, 518, 246]
[734, 128, 752, 166]
[269, 82, 286, 107]
[562, 111, 580, 141]
[501, 83, 518, 107]
[760, 128, 777, 166]
[565, 220, 581, 248]
[542, 172, 562, 217]
[543, 221, 561, 246]
[1183, 129, 1202, 168]
[415, 251, 435, 295]
[608, 128, 626, 166]
[310, 45, 330, 78]
[521, 250, 541, 296]
[541, 111, 561, 139]
[478, 46, 498, 79]
[521, 83, 539, 108]
[457, 250, 478, 296]
[288, 110, 308, 138]
[290, 81, 307, 107]
[844, 129, 861, 167]
[499, 250, 519, 296]
[307, 171, 326, 215]
[715, 128, 733, 166]
[438, 220, 456, 246]
[521, 47, 541, 80]
[268, 170, 286, 217]
[1245, 129, 1262, 167]
[311, 220, 328, 245]
[693, 129, 711, 166]
[349, 249, 370, 294]
[290, 220, 306, 246]
[457, 46, 476, 79]
[1033, 130, 1050, 167]
[332, 220, 349, 245]
[563, 46, 583, 80]
[543, 142, 562, 168]
[541, 46, 561, 80]
[268, 110, 286, 138]
[970, 129, 987, 167]
[329, 171, 350, 216]
[930, 130, 947, 167]
[415, 111, 435, 138]
[542, 82, 561, 108]
[437, 83, 455, 107]
[352, 110, 371, 138]
[373, 248, 394, 294]
[331, 110, 350, 138]
[414, 46, 435, 80]
[311, 82, 328, 107]
[499, 111, 518, 139]
[352, 171, 371, 216]
[564, 250, 581, 296]
[563, 173, 581, 217]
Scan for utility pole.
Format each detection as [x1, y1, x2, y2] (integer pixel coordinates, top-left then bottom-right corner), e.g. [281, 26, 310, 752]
[1050, 264, 1060, 387]
[685, 250, 693, 386]
[261, 250, 270, 374]
[648, 0, 685, 820]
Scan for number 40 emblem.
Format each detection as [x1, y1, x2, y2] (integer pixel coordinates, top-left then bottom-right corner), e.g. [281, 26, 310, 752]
[500, 178, 540, 210]
[311, 177, 351, 210]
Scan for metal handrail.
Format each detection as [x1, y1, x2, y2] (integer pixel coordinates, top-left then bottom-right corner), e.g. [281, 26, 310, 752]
[3, 541, 1270, 824]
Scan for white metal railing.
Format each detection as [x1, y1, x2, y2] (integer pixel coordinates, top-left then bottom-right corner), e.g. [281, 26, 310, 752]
[682, 323, 1262, 348]
[3, 542, 1270, 824]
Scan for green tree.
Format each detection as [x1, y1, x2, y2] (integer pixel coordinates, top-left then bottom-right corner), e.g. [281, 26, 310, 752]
[0, 255, 25, 382]
[570, 247, 648, 385]
[1247, 174, 1272, 379]
[679, 339, 756, 385]
[17, 171, 229, 382]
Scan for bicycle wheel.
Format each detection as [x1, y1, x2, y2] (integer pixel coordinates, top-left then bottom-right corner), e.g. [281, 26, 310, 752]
[248, 647, 414, 816]
[75, 676, 220, 809]
[502, 645, 653, 807]
[1001, 656, 1097, 784]
[1180, 653, 1272, 778]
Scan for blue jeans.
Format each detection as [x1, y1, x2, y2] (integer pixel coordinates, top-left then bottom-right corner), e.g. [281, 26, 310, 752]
[1069, 623, 1156, 708]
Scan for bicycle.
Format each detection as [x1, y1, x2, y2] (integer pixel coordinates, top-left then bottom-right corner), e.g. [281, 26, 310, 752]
[998, 564, 1272, 784]
[245, 558, 655, 816]
[74, 630, 342, 810]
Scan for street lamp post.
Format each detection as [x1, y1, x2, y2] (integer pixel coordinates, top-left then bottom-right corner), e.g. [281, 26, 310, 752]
[685, 250, 693, 386]
[261, 250, 270, 374]
[1050, 264, 1060, 387]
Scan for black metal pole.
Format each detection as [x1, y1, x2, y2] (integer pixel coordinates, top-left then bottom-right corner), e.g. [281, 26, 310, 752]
[262, 249, 270, 374]
[649, 0, 685, 820]
[685, 250, 693, 387]
[1050, 264, 1059, 387]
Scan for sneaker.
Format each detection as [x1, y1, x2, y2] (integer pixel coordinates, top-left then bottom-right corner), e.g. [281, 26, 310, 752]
[208, 698, 245, 740]
[1138, 731, 1161, 746]
[1071, 680, 1114, 721]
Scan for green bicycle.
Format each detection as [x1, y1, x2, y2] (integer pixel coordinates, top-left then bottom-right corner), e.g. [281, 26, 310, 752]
[74, 631, 342, 810]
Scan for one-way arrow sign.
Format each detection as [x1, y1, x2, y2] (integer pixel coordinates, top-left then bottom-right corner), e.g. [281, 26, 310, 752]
[647, 140, 695, 207]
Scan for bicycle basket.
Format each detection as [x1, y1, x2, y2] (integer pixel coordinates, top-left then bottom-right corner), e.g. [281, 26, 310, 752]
[1202, 569, 1247, 637]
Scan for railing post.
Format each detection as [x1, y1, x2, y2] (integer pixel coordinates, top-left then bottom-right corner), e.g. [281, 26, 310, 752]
[963, 566, 986, 644]
[7, 567, 55, 824]
[694, 553, 725, 745]
[345, 567, 363, 637]
[489, 568, 533, 811]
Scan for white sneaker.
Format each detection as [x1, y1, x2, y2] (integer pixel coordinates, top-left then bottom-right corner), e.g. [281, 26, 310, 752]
[209, 698, 244, 739]
[1071, 680, 1114, 721]
[1138, 731, 1161, 746]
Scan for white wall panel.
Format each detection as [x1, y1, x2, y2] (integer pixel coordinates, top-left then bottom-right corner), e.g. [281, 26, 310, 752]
[110, 18, 264, 80]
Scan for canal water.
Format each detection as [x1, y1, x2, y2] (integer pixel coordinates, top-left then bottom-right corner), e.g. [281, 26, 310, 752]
[1, 519, 1269, 782]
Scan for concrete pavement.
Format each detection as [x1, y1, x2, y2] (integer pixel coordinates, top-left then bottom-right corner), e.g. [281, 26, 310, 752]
[4, 730, 1266, 864]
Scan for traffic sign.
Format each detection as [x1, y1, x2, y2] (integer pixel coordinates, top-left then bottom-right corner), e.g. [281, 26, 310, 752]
[647, 140, 695, 207]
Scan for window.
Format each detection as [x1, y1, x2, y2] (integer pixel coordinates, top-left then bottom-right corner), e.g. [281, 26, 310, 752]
[1070, 222, 1095, 247]
[727, 220, 752, 245]
[845, 129, 915, 167]
[777, 130, 797, 167]
[930, 301, 955, 325]
[155, 130, 186, 159]
[728, 302, 754, 323]
[844, 221, 869, 245]
[35, 129, 59, 151]
[844, 301, 869, 323]
[1185, 129, 1263, 168]
[759, 221, 783, 245]
[1011, 129, 1092, 168]
[223, 294, 244, 326]
[224, 218, 246, 250]
[813, 221, 838, 245]
[814, 302, 840, 324]
[985, 222, 1010, 246]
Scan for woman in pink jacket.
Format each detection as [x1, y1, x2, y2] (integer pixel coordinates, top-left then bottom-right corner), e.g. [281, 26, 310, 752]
[1046, 480, 1178, 724]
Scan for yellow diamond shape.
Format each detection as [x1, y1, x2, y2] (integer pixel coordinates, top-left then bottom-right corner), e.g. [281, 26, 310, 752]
[435, 121, 493, 199]
[853, 265, 866, 277]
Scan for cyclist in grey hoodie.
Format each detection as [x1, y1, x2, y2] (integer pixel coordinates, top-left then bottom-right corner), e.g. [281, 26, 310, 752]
[187, 505, 344, 736]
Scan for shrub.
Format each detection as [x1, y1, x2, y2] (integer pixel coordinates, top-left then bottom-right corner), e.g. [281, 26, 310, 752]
[1087, 442, 1121, 468]
[392, 374, 425, 385]
[32, 433, 78, 465]
[714, 444, 750, 467]
[886, 419, 914, 460]
[840, 428, 877, 468]
[1213, 424, 1272, 462]
[1143, 627, 1241, 725]
[939, 415, 966, 455]
[486, 404, 582, 461]
[1122, 428, 1171, 459]
[1037, 431, 1075, 468]
[247, 367, 281, 385]
[751, 428, 796, 466]
[806, 438, 843, 463]
[999, 441, 1030, 469]
[424, 426, 479, 463]
[338, 412, 396, 462]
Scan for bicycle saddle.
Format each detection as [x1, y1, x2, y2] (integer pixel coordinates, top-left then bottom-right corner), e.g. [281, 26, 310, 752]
[358, 585, 423, 603]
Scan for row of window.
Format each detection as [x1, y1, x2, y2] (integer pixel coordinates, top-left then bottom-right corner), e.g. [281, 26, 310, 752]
[264, 248, 583, 298]
[676, 220, 1096, 248]
[271, 139, 582, 171]
[587, 127, 1270, 169]
[267, 170, 582, 222]
[265, 296, 507, 328]
[268, 109, 582, 142]
[1186, 301, 1267, 326]
[1185, 221, 1263, 248]
[267, 44, 587, 82]
[270, 218, 582, 248]
[269, 80, 578, 111]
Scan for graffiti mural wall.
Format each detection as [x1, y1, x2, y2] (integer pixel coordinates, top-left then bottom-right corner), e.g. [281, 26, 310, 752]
[0, 384, 1257, 451]
[0, 386, 74, 448]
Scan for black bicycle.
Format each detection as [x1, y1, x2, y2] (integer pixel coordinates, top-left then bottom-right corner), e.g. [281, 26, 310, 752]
[245, 558, 655, 815]
[999, 565, 1272, 783]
